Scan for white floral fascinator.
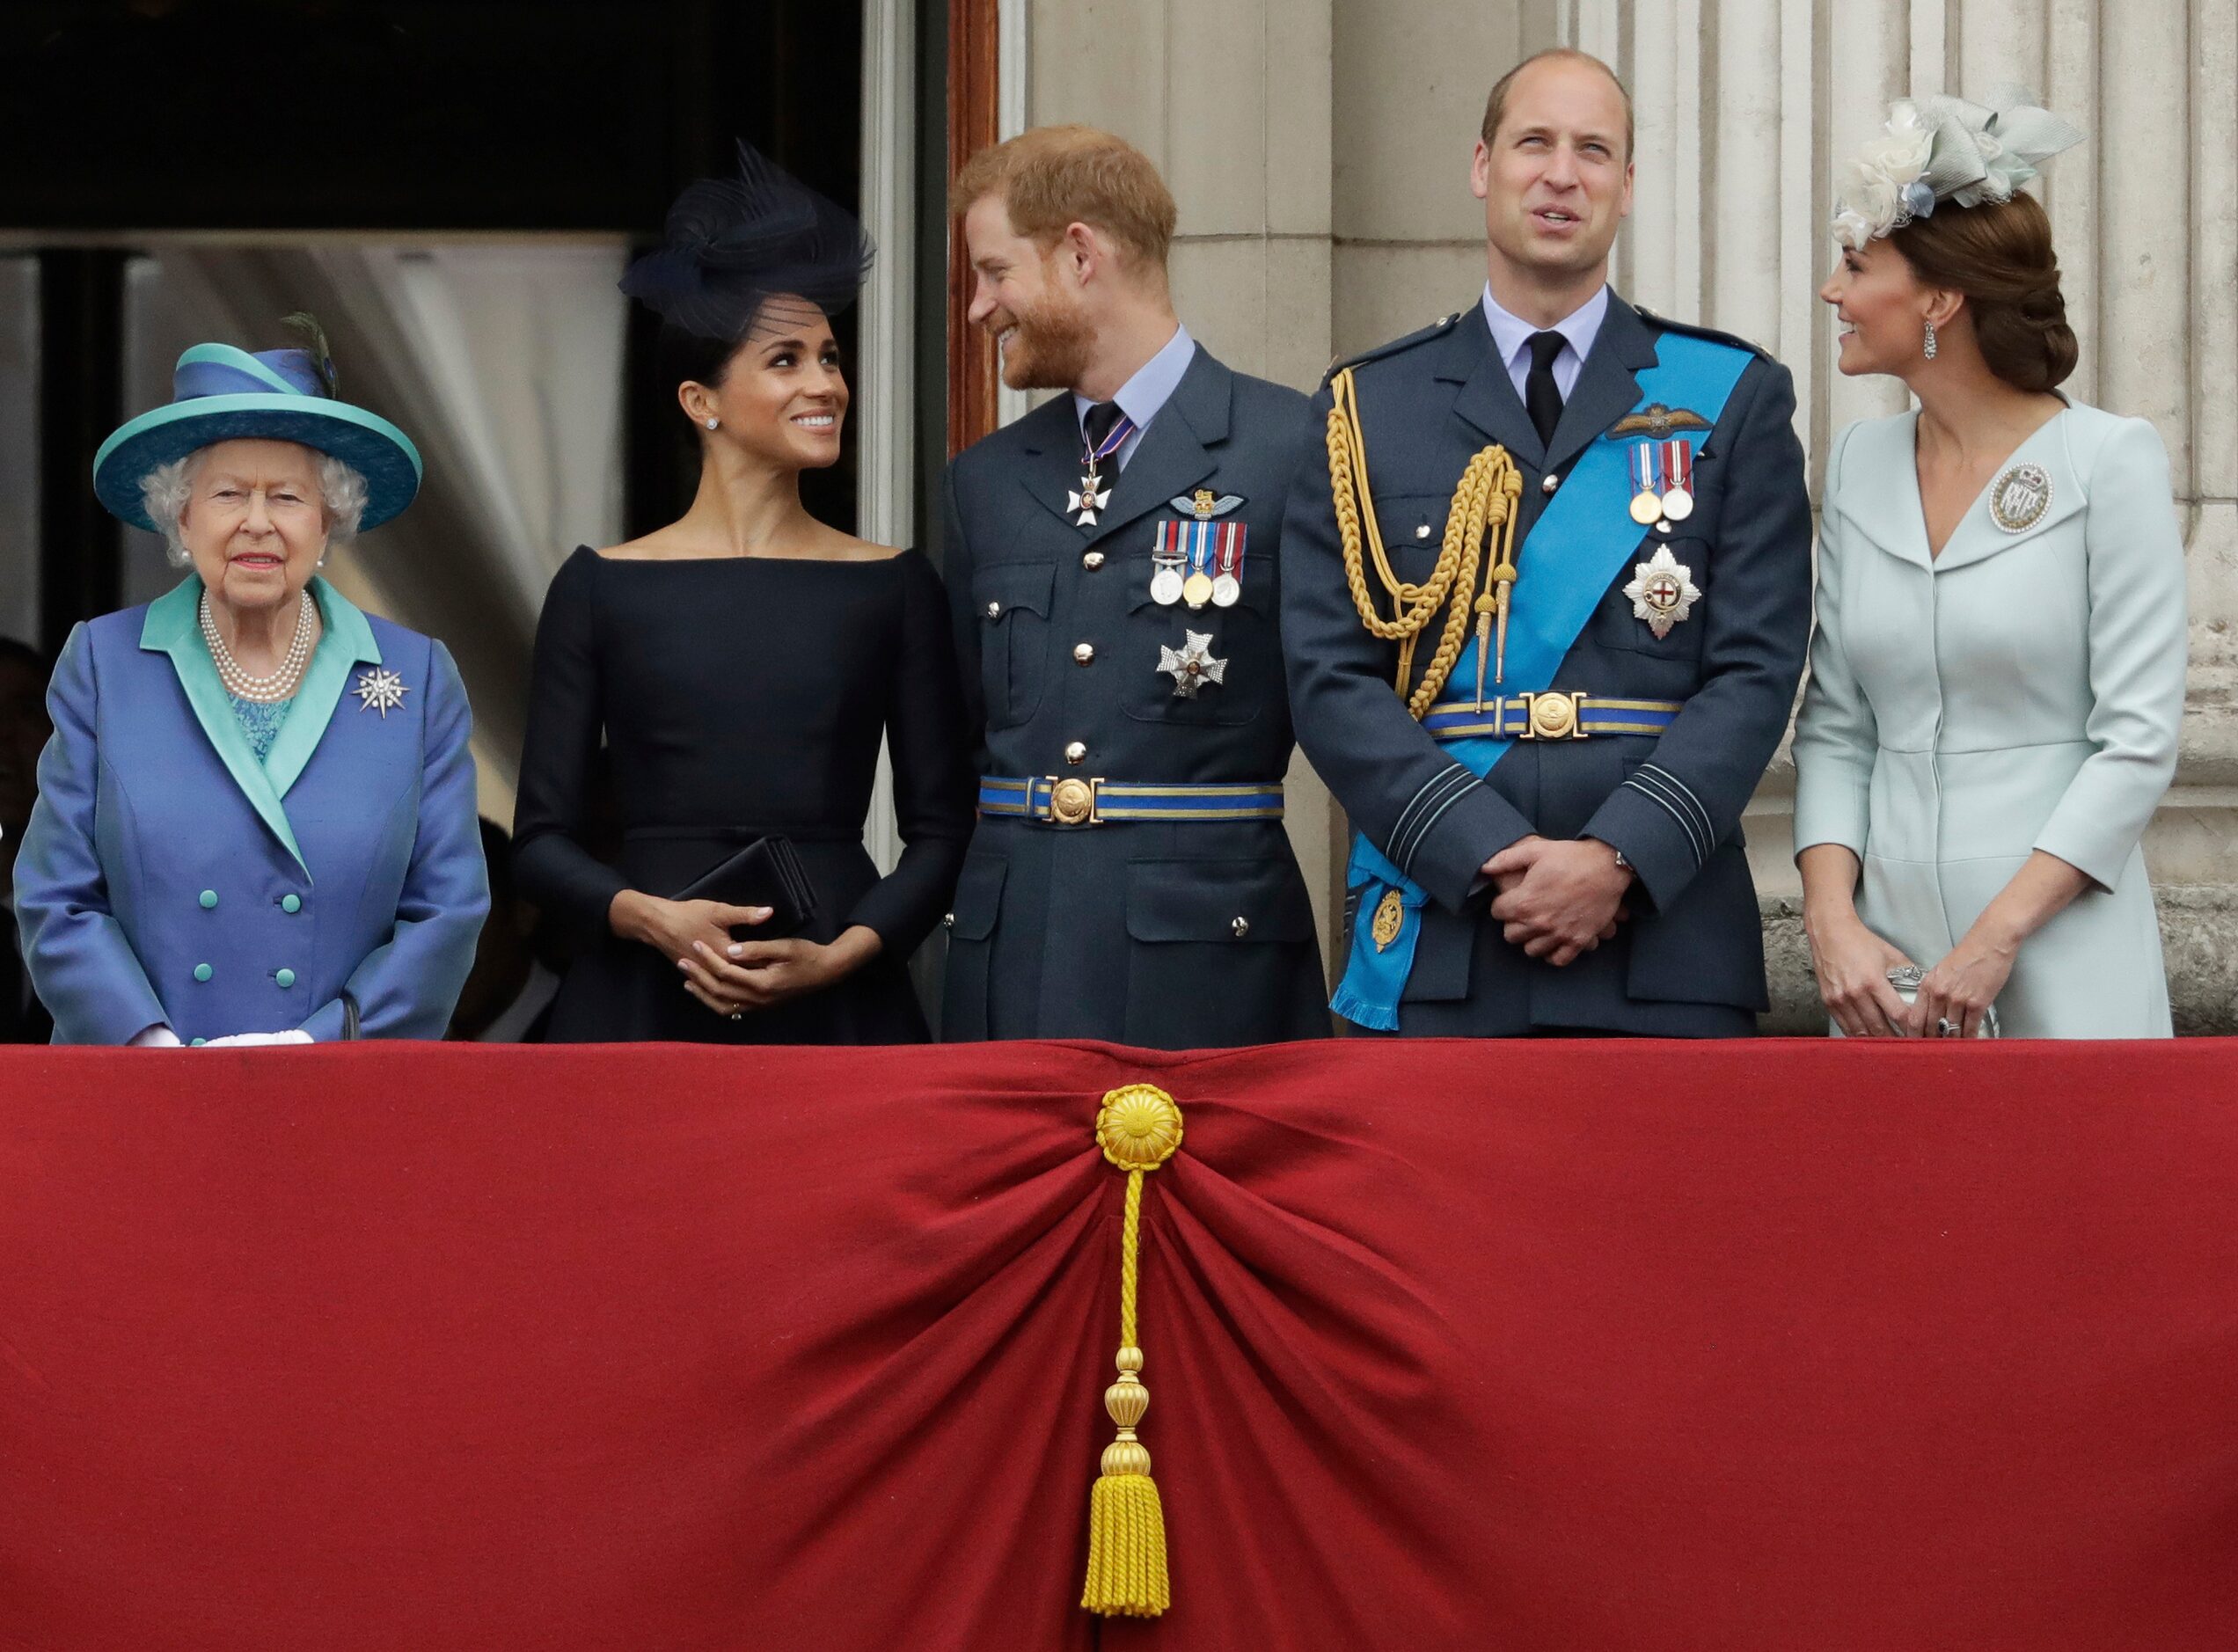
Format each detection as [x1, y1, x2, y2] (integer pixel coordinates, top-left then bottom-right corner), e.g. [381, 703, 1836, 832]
[1832, 88, 2084, 250]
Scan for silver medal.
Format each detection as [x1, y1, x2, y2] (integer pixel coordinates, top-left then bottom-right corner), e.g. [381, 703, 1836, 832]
[1151, 567, 1185, 605]
[1210, 574, 1240, 607]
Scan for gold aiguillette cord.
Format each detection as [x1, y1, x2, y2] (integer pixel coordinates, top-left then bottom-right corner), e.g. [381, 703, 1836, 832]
[1327, 367, 1523, 720]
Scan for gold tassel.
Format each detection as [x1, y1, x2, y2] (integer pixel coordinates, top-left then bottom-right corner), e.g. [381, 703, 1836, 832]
[1082, 1084, 1185, 1618]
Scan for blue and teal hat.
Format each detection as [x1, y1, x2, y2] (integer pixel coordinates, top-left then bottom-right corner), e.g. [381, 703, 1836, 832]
[92, 342, 423, 533]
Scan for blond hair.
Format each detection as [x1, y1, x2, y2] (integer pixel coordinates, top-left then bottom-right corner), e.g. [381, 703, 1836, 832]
[950, 125, 1178, 276]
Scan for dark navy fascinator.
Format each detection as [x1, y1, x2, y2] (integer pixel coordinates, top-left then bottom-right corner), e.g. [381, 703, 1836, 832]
[620, 142, 875, 340]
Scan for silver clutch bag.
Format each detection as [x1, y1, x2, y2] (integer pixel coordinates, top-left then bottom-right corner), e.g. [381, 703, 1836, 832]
[1886, 965, 1999, 1038]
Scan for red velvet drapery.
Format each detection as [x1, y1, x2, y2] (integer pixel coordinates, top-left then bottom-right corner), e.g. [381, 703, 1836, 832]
[2, 1039, 2233, 1648]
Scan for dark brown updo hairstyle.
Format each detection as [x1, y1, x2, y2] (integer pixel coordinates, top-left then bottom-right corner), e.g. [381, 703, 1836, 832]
[1889, 190, 2077, 392]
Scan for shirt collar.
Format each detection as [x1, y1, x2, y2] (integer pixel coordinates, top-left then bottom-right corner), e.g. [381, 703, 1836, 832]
[1073, 323, 1196, 441]
[1479, 282, 1611, 373]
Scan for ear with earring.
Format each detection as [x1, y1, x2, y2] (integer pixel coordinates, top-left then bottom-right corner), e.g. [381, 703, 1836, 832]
[1923, 319, 1938, 361]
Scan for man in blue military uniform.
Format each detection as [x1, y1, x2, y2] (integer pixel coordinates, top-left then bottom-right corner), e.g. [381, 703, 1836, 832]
[1282, 48, 1811, 1036]
[941, 125, 1326, 1045]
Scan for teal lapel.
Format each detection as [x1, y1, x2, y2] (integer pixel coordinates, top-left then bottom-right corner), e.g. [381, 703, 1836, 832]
[267, 577, 381, 802]
[142, 576, 309, 875]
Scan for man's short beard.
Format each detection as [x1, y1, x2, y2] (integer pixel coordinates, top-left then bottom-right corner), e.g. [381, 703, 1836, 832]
[998, 288, 1095, 391]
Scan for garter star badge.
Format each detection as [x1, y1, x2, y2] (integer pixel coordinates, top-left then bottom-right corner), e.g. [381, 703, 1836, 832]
[1624, 545, 1700, 640]
[353, 666, 410, 718]
[1157, 630, 1228, 698]
[1988, 462, 2052, 533]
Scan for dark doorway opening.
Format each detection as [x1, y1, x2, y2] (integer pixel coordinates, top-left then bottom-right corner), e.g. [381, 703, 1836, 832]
[0, 0, 867, 657]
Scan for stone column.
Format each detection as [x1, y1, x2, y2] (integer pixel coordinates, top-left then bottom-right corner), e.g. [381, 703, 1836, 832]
[1024, 0, 1348, 961]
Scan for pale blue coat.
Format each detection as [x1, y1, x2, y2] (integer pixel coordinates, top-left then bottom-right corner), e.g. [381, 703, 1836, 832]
[13, 576, 488, 1044]
[1791, 403, 2186, 1036]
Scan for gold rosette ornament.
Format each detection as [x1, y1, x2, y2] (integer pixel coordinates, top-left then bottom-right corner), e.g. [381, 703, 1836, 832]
[1081, 1084, 1186, 1618]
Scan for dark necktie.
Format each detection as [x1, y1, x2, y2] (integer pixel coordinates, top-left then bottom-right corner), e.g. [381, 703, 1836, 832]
[1082, 399, 1127, 476]
[1524, 330, 1567, 449]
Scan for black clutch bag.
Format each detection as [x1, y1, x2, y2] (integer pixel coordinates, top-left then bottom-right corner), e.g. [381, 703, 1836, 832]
[671, 836, 819, 939]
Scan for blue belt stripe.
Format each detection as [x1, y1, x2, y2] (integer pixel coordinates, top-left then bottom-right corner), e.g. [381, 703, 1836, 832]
[978, 778, 1284, 821]
[1419, 698, 1682, 740]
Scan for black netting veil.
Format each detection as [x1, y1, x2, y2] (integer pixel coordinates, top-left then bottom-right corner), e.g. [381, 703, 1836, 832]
[620, 141, 875, 340]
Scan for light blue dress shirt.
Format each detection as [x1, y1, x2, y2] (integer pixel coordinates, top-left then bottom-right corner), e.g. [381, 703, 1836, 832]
[1071, 323, 1196, 471]
[1479, 284, 1610, 406]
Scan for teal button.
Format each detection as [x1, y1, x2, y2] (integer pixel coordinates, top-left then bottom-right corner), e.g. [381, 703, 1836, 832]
[198, 889, 217, 910]
[189, 1037, 208, 1048]
[281, 894, 302, 914]
[275, 968, 296, 990]
[193, 963, 213, 983]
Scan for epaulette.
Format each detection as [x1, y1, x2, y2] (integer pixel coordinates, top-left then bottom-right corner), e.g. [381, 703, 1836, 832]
[1319, 311, 1465, 390]
[1632, 305, 1774, 361]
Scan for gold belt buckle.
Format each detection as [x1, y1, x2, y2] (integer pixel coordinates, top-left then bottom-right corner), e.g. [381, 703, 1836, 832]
[1043, 775, 1103, 825]
[1518, 691, 1590, 741]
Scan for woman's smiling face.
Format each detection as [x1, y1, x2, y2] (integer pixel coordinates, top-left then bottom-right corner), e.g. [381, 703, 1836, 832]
[179, 439, 330, 615]
[688, 298, 850, 471]
[1820, 237, 1933, 378]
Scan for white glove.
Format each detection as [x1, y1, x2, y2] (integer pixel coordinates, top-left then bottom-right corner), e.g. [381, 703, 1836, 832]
[200, 1030, 316, 1048]
[128, 1024, 183, 1049]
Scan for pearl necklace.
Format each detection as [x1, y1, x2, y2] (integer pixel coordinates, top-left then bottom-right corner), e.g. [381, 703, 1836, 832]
[201, 588, 317, 703]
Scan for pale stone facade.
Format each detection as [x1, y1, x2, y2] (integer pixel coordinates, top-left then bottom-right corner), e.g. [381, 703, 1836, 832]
[1019, 0, 2238, 1029]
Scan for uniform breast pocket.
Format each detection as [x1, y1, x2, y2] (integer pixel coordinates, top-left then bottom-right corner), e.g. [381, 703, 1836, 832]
[1592, 533, 1709, 663]
[972, 562, 1055, 727]
[1123, 545, 1272, 729]
[1366, 492, 1459, 589]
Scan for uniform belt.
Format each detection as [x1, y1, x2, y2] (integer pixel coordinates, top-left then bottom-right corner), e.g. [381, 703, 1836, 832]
[977, 776, 1285, 827]
[1420, 691, 1685, 742]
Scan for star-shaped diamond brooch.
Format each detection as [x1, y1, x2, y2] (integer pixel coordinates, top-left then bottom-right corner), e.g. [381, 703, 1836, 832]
[1157, 630, 1228, 699]
[1065, 471, 1113, 528]
[353, 666, 411, 718]
[1622, 545, 1700, 640]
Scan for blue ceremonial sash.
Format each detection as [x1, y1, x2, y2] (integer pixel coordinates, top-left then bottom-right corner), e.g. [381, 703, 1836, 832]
[1328, 333, 1754, 1032]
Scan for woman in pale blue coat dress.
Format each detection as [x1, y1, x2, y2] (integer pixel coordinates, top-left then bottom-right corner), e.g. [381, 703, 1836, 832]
[13, 327, 487, 1045]
[1793, 95, 2184, 1039]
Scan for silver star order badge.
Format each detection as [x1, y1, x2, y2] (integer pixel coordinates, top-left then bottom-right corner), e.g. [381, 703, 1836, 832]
[1065, 471, 1112, 528]
[1157, 629, 1228, 699]
[1623, 545, 1700, 640]
[353, 666, 410, 718]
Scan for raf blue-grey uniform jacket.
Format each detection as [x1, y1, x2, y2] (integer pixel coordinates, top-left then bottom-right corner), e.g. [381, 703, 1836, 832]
[941, 346, 1328, 1047]
[13, 576, 488, 1044]
[1281, 296, 1812, 1035]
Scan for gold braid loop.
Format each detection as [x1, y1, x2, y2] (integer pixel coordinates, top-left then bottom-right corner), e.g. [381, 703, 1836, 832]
[1327, 367, 1523, 718]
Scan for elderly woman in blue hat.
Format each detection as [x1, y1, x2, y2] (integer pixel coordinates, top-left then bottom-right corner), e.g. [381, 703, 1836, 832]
[12, 323, 488, 1045]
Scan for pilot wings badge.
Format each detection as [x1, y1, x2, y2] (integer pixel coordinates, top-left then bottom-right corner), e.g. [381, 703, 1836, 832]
[1610, 402, 1713, 442]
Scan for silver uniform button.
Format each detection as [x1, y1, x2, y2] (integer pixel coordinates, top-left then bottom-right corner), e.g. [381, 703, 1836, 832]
[984, 600, 1000, 618]
[1083, 551, 1105, 570]
[1064, 741, 1087, 764]
[1232, 916, 1250, 939]
[1541, 473, 1559, 494]
[942, 912, 955, 928]
[1415, 523, 1431, 539]
[1073, 642, 1095, 665]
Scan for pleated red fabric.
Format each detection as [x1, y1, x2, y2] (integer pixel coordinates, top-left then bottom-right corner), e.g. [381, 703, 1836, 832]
[1, 1038, 2234, 1650]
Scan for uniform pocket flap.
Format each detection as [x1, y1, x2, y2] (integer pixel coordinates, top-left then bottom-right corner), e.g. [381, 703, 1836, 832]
[1124, 857, 1315, 945]
[974, 561, 1054, 620]
[947, 852, 1008, 941]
